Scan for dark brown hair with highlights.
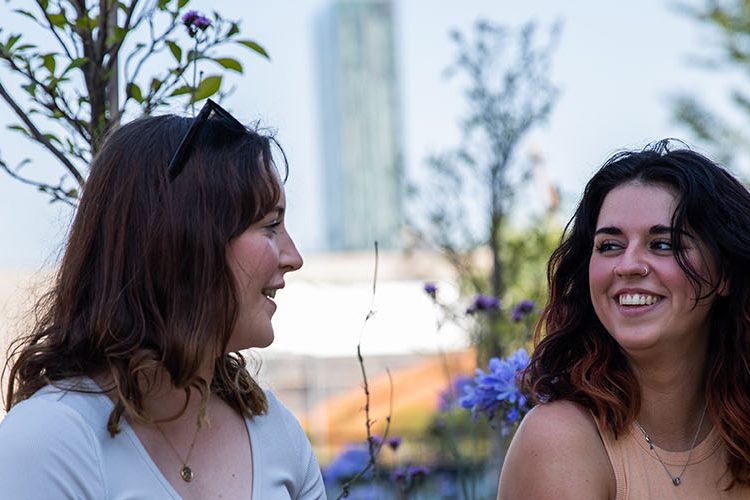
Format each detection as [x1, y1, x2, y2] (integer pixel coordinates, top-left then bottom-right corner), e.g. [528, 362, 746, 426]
[4, 112, 284, 433]
[525, 140, 750, 486]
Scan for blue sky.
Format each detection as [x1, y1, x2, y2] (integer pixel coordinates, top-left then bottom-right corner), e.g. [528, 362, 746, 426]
[0, 0, 733, 270]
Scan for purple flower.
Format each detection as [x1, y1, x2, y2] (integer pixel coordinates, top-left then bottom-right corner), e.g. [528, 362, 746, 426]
[323, 445, 371, 484]
[466, 294, 501, 314]
[407, 465, 430, 480]
[368, 435, 383, 448]
[390, 466, 408, 482]
[438, 375, 473, 412]
[387, 436, 402, 451]
[460, 348, 532, 434]
[511, 299, 535, 322]
[182, 10, 211, 36]
[423, 282, 437, 299]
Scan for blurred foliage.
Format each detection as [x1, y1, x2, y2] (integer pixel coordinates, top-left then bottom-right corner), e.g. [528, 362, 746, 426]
[672, 0, 750, 165]
[0, 0, 268, 204]
[410, 19, 561, 358]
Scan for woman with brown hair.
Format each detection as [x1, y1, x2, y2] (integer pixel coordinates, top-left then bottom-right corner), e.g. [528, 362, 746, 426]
[498, 140, 750, 499]
[0, 100, 325, 499]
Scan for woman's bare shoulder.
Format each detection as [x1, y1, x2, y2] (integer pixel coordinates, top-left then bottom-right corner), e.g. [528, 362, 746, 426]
[497, 400, 614, 500]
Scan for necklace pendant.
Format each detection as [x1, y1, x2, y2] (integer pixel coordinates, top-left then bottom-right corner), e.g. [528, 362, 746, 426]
[673, 477, 681, 486]
[180, 465, 194, 482]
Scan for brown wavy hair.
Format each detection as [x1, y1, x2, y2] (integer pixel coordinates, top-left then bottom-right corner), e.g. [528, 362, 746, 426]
[4, 111, 285, 434]
[525, 139, 750, 486]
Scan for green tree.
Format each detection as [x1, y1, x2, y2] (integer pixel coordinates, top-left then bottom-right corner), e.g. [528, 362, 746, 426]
[412, 19, 561, 358]
[672, 0, 750, 165]
[0, 0, 268, 204]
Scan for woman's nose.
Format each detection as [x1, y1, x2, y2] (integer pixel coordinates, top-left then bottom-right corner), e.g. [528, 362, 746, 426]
[613, 253, 650, 278]
[280, 232, 303, 272]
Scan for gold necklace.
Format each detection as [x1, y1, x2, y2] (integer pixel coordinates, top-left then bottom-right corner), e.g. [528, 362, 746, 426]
[634, 404, 707, 487]
[155, 421, 201, 482]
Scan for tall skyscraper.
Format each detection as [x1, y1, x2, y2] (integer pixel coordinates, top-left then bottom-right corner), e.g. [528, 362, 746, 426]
[318, 0, 403, 251]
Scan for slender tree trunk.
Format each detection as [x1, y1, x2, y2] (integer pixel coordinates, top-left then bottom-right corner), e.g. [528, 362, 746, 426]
[105, 0, 120, 126]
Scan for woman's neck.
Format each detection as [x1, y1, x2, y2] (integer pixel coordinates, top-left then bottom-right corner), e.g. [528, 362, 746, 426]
[94, 356, 215, 424]
[630, 345, 710, 451]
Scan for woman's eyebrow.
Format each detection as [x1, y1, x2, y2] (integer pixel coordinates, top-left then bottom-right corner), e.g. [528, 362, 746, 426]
[594, 224, 693, 239]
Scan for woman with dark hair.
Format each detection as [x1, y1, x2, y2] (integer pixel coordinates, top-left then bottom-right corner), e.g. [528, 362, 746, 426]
[498, 140, 750, 499]
[0, 100, 325, 499]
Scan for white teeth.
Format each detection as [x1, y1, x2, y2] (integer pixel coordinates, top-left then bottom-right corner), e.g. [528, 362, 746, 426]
[619, 293, 659, 306]
[263, 289, 276, 299]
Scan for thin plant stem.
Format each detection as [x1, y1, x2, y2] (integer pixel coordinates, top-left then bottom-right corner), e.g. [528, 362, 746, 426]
[337, 242, 395, 499]
[429, 296, 472, 500]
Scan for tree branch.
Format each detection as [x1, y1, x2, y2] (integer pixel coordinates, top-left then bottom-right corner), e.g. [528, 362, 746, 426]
[0, 81, 85, 186]
[34, 0, 77, 61]
[0, 158, 76, 206]
[1, 56, 91, 144]
[104, 0, 140, 73]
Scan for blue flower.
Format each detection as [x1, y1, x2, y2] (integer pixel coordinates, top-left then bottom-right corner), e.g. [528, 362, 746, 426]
[323, 445, 371, 484]
[182, 10, 212, 36]
[407, 465, 430, 480]
[511, 299, 535, 322]
[387, 436, 402, 451]
[466, 294, 501, 314]
[368, 435, 383, 448]
[392, 465, 430, 486]
[459, 348, 532, 433]
[438, 375, 473, 412]
[423, 282, 437, 299]
[390, 466, 408, 482]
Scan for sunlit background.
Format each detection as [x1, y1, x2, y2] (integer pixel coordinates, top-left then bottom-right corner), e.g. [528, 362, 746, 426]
[0, 0, 744, 497]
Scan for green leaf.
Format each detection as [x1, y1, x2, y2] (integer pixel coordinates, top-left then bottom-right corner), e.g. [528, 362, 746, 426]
[190, 75, 222, 103]
[15, 44, 36, 52]
[39, 0, 49, 9]
[74, 15, 96, 32]
[7, 124, 29, 136]
[106, 26, 128, 46]
[126, 83, 144, 103]
[227, 22, 240, 37]
[166, 40, 181, 63]
[178, 0, 190, 8]
[169, 85, 193, 97]
[236, 39, 269, 59]
[150, 78, 163, 92]
[213, 57, 242, 73]
[12, 10, 38, 23]
[186, 49, 203, 62]
[44, 133, 62, 146]
[5, 34, 21, 52]
[47, 12, 67, 28]
[42, 53, 56, 74]
[63, 57, 87, 74]
[21, 82, 36, 97]
[157, 0, 170, 10]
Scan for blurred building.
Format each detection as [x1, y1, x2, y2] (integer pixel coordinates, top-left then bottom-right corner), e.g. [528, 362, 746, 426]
[318, 0, 404, 251]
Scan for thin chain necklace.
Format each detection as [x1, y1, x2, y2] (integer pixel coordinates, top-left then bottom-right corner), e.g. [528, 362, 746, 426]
[634, 404, 707, 487]
[155, 421, 201, 482]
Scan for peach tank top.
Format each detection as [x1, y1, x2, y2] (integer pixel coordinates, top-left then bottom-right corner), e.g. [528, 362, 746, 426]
[594, 420, 750, 499]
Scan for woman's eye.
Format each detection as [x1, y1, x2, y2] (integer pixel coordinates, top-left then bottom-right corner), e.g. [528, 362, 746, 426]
[651, 239, 672, 251]
[595, 241, 621, 253]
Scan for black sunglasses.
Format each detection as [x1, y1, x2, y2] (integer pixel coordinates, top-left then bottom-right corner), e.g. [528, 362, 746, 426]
[167, 99, 245, 181]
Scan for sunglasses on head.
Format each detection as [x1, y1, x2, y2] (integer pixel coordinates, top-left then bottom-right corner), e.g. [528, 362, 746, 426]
[167, 99, 245, 181]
